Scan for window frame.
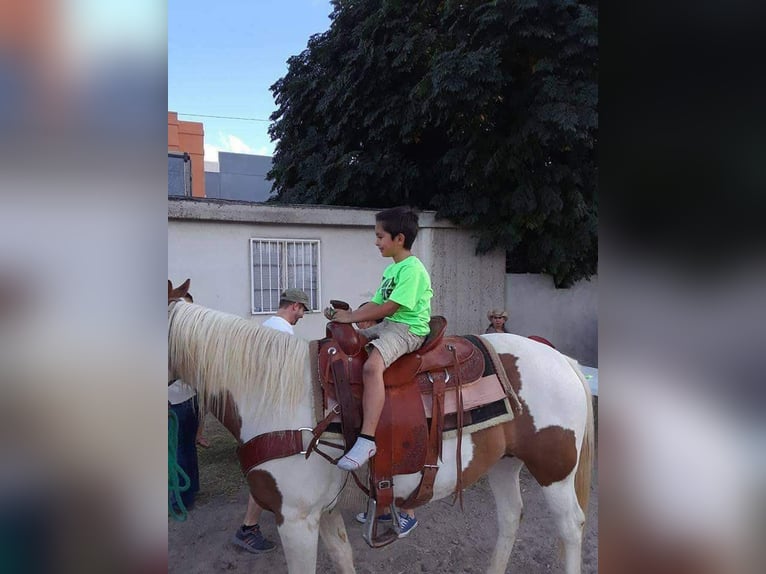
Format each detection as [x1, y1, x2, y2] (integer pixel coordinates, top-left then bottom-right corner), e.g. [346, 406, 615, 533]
[249, 238, 321, 315]
[167, 151, 192, 196]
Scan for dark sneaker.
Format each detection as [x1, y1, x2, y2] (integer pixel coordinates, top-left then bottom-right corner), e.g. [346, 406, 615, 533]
[354, 511, 393, 524]
[396, 512, 418, 538]
[233, 524, 276, 554]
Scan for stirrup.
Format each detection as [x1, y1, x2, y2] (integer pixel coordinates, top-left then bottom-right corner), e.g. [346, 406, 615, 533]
[361, 497, 399, 548]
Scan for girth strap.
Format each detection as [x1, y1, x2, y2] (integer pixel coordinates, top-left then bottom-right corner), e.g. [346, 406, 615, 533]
[239, 423, 347, 476]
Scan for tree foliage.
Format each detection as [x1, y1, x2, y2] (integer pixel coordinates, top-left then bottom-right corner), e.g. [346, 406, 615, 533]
[268, 0, 597, 287]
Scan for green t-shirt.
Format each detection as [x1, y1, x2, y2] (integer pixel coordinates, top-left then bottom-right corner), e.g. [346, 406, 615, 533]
[371, 255, 433, 336]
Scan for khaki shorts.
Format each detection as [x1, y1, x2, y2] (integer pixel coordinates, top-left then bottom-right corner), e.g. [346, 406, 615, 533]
[359, 319, 427, 368]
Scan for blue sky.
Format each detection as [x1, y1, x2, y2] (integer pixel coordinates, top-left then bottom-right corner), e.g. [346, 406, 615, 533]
[168, 0, 334, 160]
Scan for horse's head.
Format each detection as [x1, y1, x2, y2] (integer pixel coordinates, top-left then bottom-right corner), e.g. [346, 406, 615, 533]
[168, 278, 193, 384]
[168, 278, 192, 304]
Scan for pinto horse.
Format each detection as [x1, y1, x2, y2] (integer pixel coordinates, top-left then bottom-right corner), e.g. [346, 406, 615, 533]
[168, 280, 594, 574]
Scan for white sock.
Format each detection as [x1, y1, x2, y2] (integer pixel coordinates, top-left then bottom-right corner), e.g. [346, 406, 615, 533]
[337, 436, 377, 471]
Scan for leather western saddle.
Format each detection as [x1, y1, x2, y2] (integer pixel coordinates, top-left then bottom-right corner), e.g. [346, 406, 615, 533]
[235, 303, 520, 549]
[311, 303, 513, 547]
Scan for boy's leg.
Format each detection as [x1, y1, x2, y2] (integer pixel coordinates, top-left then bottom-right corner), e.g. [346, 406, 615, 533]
[338, 323, 424, 471]
[337, 349, 385, 470]
[361, 348, 385, 435]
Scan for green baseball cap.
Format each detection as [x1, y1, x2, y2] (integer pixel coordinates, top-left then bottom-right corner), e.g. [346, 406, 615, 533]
[281, 288, 310, 310]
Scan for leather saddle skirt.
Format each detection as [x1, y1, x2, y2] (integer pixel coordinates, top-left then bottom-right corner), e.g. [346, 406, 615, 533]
[316, 318, 506, 475]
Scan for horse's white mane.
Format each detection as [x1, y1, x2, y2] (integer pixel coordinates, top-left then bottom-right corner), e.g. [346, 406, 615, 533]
[168, 301, 309, 421]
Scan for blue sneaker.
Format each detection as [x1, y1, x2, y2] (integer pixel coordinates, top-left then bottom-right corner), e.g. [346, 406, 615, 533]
[396, 512, 418, 538]
[232, 524, 276, 554]
[354, 511, 393, 524]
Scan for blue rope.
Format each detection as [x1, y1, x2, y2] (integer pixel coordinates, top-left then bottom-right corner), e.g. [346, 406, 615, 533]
[168, 408, 191, 522]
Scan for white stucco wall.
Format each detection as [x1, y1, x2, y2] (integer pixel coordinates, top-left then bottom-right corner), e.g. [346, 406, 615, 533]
[418, 227, 506, 336]
[169, 220, 379, 336]
[504, 273, 598, 366]
[168, 200, 506, 341]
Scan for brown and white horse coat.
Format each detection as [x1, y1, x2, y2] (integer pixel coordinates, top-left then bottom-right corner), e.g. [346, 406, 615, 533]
[168, 290, 593, 574]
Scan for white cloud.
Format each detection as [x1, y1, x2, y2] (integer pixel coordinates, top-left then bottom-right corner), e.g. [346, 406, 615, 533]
[203, 143, 220, 163]
[204, 132, 273, 162]
[224, 134, 254, 154]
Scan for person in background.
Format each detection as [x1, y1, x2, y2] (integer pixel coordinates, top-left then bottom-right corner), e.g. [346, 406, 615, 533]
[261, 288, 308, 333]
[168, 293, 200, 510]
[232, 288, 310, 554]
[484, 309, 511, 334]
[168, 377, 200, 510]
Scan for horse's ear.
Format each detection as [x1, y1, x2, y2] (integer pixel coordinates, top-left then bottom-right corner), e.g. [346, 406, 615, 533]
[168, 279, 191, 304]
[168, 278, 192, 303]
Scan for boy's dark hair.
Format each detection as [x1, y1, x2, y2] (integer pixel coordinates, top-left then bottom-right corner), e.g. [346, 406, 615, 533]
[375, 206, 420, 249]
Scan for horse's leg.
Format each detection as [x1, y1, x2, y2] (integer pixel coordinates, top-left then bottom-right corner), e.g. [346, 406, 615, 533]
[318, 510, 355, 574]
[486, 457, 525, 574]
[278, 514, 321, 574]
[540, 474, 586, 574]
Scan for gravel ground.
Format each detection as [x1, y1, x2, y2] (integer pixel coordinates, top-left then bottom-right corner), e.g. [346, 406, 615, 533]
[169, 416, 598, 573]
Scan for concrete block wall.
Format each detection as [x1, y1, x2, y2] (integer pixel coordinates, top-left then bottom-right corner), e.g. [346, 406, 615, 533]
[168, 200, 506, 341]
[417, 228, 506, 336]
[505, 273, 598, 366]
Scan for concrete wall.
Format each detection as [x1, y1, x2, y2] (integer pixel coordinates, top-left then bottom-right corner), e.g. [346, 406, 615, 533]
[504, 273, 598, 367]
[203, 152, 273, 202]
[218, 153, 273, 202]
[204, 172, 220, 198]
[168, 199, 506, 341]
[418, 227, 506, 336]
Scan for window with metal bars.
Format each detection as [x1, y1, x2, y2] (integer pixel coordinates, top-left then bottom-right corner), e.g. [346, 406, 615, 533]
[250, 238, 321, 314]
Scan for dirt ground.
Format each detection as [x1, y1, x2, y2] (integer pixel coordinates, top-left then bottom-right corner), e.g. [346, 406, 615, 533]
[169, 416, 598, 573]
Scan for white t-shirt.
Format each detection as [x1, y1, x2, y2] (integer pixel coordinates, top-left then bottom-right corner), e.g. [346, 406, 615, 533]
[168, 379, 195, 405]
[262, 315, 294, 335]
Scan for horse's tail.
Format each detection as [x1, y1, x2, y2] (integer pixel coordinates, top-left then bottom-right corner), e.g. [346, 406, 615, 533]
[564, 356, 594, 514]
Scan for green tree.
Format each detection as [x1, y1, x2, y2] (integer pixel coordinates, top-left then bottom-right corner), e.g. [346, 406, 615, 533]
[269, 0, 597, 287]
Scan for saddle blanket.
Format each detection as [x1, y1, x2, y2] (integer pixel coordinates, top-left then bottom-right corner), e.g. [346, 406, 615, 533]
[320, 373, 513, 441]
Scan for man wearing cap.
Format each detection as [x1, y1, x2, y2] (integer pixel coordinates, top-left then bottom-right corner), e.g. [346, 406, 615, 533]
[232, 288, 310, 554]
[260, 288, 310, 334]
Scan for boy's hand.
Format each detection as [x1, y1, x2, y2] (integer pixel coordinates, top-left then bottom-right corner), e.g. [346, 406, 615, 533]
[324, 307, 352, 323]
